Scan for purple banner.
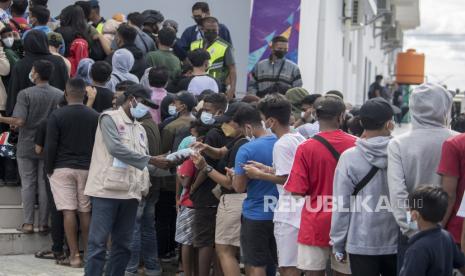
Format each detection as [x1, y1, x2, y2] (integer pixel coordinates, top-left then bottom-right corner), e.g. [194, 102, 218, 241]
[248, 0, 301, 72]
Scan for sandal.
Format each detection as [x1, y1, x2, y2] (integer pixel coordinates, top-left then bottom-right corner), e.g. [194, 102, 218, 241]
[34, 250, 56, 260]
[56, 256, 83, 268]
[17, 223, 34, 234]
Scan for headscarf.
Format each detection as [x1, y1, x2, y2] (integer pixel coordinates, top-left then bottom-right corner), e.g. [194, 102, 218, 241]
[76, 58, 95, 85]
[285, 87, 309, 120]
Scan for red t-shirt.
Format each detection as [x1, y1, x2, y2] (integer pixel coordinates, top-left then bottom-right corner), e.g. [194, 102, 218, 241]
[177, 159, 196, 208]
[437, 133, 465, 243]
[284, 130, 356, 246]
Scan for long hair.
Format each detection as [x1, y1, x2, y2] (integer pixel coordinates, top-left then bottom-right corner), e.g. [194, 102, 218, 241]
[59, 5, 89, 40]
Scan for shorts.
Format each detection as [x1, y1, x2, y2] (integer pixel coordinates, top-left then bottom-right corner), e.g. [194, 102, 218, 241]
[274, 222, 299, 267]
[175, 206, 195, 245]
[192, 207, 217, 248]
[241, 217, 277, 267]
[49, 168, 90, 212]
[297, 244, 351, 274]
[215, 194, 246, 247]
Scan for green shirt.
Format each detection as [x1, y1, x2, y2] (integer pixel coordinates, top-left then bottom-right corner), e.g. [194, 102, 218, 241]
[146, 49, 182, 80]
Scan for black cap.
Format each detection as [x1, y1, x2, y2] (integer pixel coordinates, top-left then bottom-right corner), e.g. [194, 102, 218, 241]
[215, 102, 251, 123]
[359, 97, 394, 125]
[175, 91, 197, 111]
[142, 9, 164, 24]
[89, 0, 99, 8]
[125, 84, 159, 109]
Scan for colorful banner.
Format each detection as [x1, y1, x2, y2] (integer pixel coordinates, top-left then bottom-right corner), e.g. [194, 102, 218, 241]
[248, 0, 301, 73]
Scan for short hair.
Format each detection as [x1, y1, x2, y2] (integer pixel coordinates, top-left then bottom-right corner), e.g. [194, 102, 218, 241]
[376, 75, 383, 82]
[158, 27, 176, 47]
[203, 93, 227, 113]
[201, 16, 219, 27]
[302, 94, 322, 106]
[192, 2, 209, 13]
[187, 49, 210, 67]
[190, 119, 210, 137]
[347, 116, 364, 137]
[30, 0, 48, 7]
[127, 12, 145, 28]
[148, 66, 169, 88]
[408, 186, 448, 223]
[181, 63, 193, 75]
[326, 90, 344, 100]
[30, 5, 50, 25]
[272, 36, 288, 44]
[314, 95, 346, 121]
[233, 104, 262, 127]
[0, 25, 13, 36]
[258, 94, 292, 125]
[11, 0, 28, 16]
[117, 24, 137, 44]
[115, 80, 137, 92]
[197, 89, 215, 101]
[66, 78, 86, 98]
[33, 59, 54, 81]
[91, 61, 112, 83]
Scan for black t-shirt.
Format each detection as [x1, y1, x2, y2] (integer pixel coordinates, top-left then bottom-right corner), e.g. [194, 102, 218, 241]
[91, 86, 114, 113]
[190, 127, 233, 208]
[217, 136, 248, 194]
[44, 105, 99, 174]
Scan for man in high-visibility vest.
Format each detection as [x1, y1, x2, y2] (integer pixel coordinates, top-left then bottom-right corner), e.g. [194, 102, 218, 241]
[190, 17, 236, 100]
[89, 0, 105, 34]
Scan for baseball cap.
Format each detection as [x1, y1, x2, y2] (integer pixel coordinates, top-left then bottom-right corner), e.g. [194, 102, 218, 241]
[215, 102, 251, 123]
[142, 10, 164, 24]
[359, 97, 394, 129]
[175, 91, 197, 111]
[125, 84, 159, 109]
[314, 95, 346, 118]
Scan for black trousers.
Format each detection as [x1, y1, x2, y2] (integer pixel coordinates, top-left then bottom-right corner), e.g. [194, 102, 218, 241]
[44, 170, 65, 253]
[349, 254, 397, 276]
[155, 190, 177, 256]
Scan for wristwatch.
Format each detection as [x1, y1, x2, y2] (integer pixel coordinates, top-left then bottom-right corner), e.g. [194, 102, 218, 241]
[204, 165, 213, 174]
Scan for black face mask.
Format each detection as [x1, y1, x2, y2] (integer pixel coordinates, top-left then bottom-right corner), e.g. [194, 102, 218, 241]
[193, 16, 203, 25]
[274, 50, 287, 59]
[203, 30, 218, 42]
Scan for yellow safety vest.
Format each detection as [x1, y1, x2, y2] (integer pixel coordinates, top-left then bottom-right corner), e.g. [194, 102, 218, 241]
[190, 38, 230, 84]
[96, 22, 104, 34]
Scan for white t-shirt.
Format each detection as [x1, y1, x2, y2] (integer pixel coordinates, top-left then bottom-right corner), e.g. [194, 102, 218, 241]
[272, 132, 306, 228]
[187, 75, 219, 96]
[297, 121, 320, 139]
[458, 197, 465, 218]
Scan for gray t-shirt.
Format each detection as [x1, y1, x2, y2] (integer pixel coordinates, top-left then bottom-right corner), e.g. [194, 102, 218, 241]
[13, 84, 63, 158]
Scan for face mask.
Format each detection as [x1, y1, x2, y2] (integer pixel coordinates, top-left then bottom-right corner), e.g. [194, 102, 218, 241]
[221, 123, 236, 137]
[2, 37, 13, 48]
[130, 101, 149, 119]
[200, 111, 215, 125]
[406, 211, 418, 232]
[193, 16, 203, 25]
[245, 125, 255, 141]
[203, 30, 218, 42]
[274, 50, 287, 59]
[168, 105, 178, 116]
[28, 71, 34, 84]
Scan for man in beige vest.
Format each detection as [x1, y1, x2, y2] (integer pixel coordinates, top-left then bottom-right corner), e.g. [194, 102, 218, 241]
[84, 84, 171, 276]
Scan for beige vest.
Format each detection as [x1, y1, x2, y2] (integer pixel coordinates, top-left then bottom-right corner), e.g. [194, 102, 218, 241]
[84, 108, 150, 201]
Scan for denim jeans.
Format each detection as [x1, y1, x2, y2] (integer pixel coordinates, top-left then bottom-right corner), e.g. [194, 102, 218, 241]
[126, 189, 161, 276]
[85, 197, 139, 276]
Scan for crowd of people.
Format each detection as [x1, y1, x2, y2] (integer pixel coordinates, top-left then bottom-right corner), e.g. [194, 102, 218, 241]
[0, 1, 465, 276]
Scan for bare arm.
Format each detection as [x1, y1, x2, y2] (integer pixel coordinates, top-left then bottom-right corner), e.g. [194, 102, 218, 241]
[232, 173, 248, 193]
[0, 116, 24, 127]
[226, 64, 237, 100]
[441, 175, 459, 227]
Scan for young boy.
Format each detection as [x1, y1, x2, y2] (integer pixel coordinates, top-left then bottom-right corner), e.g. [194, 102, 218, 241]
[400, 186, 465, 276]
[330, 98, 398, 276]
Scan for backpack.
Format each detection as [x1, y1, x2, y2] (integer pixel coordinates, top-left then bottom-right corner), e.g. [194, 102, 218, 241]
[68, 38, 89, 77]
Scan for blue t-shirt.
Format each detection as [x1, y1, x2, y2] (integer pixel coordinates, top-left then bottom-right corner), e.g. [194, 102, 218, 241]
[235, 135, 278, 220]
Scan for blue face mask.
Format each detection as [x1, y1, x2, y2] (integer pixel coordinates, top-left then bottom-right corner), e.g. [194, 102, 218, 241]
[200, 111, 215, 125]
[168, 105, 178, 116]
[130, 101, 149, 119]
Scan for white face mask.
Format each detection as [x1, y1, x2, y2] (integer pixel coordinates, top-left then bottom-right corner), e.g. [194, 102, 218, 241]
[168, 105, 177, 116]
[200, 111, 215, 125]
[28, 71, 35, 84]
[406, 211, 418, 231]
[2, 37, 13, 48]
